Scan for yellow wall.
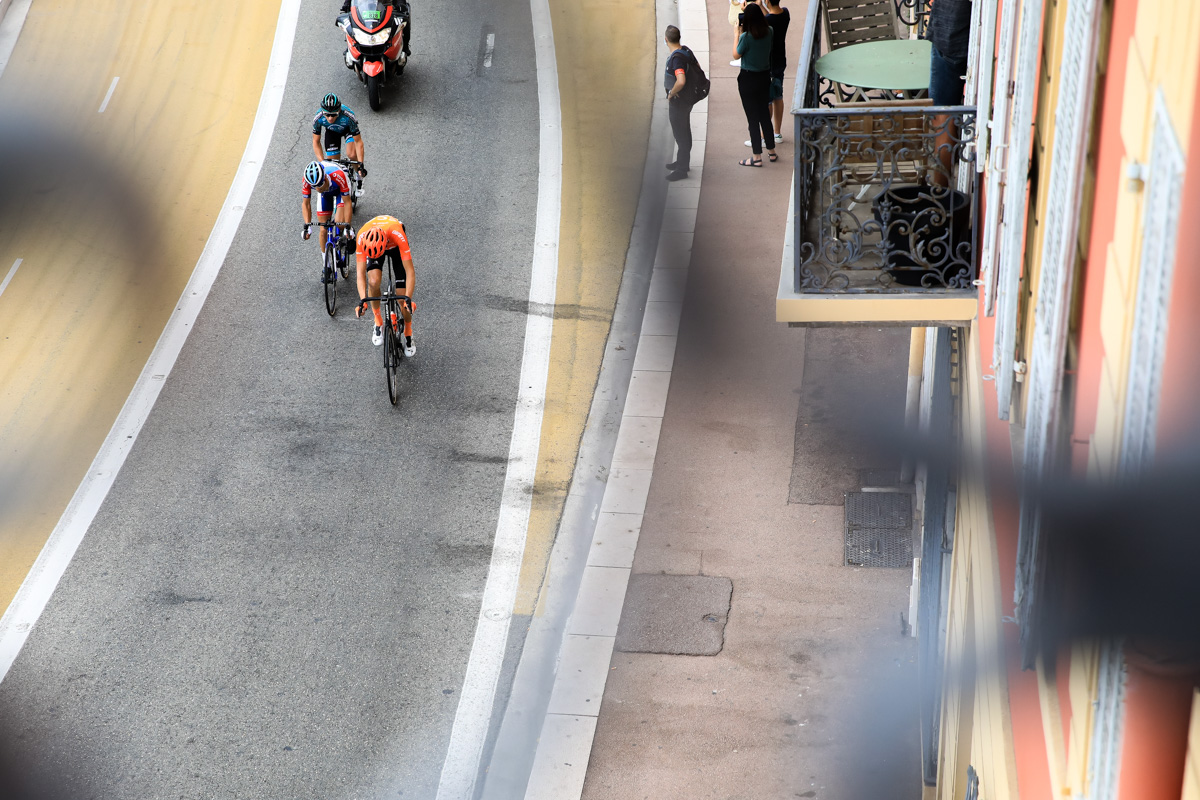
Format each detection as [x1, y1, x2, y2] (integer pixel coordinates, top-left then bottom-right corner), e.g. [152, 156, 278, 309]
[1091, 0, 1200, 479]
[1183, 690, 1200, 800]
[935, 323, 1020, 800]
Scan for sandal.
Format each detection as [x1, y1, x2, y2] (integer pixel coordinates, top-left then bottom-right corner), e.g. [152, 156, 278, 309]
[768, 152, 778, 162]
[739, 157, 763, 167]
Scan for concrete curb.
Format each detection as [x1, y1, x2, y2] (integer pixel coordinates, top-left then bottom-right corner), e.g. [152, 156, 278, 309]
[518, 3, 710, 798]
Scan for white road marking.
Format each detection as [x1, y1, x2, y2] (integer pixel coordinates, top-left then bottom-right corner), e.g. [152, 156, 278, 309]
[98, 77, 120, 113]
[483, 33, 495, 68]
[0, 258, 21, 299]
[0, 0, 304, 684]
[0, 0, 34, 77]
[434, 0, 561, 795]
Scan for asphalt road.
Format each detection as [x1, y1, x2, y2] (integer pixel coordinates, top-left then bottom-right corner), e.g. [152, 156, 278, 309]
[0, 0, 541, 797]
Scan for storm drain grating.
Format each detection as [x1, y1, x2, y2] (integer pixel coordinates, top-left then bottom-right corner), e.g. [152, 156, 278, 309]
[844, 491, 913, 568]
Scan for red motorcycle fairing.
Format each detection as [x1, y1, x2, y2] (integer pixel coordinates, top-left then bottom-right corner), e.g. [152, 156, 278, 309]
[351, 4, 393, 33]
[362, 60, 385, 76]
[384, 37, 402, 60]
[347, 40, 362, 59]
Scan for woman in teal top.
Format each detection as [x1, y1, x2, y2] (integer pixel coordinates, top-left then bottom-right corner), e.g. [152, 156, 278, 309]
[733, 3, 776, 165]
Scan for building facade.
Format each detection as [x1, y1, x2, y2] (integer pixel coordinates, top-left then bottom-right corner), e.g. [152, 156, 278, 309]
[781, 0, 1200, 797]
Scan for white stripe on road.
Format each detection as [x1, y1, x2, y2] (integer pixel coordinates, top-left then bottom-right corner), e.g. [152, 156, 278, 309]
[434, 0, 561, 795]
[98, 76, 120, 113]
[0, 0, 34, 78]
[0, 0, 304, 684]
[483, 33, 495, 68]
[0, 258, 21, 299]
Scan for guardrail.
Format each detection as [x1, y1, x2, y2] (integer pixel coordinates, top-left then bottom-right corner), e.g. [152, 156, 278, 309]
[789, 10, 978, 295]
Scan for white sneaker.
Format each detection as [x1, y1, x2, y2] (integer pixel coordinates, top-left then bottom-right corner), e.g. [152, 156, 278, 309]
[775, 133, 784, 143]
[744, 140, 753, 147]
[403, 335, 415, 357]
[372, 325, 384, 346]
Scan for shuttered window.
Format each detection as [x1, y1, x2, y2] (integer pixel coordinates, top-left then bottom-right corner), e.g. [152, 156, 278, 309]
[980, 0, 1023, 318]
[970, 0, 999, 177]
[1013, 0, 1102, 651]
[992, 0, 1048, 421]
[1087, 640, 1127, 800]
[1120, 91, 1186, 473]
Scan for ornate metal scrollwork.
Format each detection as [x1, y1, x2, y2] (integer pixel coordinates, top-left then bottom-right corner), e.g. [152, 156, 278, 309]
[794, 105, 977, 294]
[894, 0, 931, 36]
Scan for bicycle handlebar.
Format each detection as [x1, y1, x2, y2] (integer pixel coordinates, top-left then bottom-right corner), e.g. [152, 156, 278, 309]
[361, 294, 413, 306]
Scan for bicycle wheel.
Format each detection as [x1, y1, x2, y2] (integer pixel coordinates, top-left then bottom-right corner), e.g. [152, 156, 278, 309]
[338, 234, 351, 279]
[384, 298, 401, 405]
[323, 243, 337, 317]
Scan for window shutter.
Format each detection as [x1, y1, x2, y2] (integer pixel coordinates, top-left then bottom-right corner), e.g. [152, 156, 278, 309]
[1087, 640, 1127, 800]
[979, 0, 1021, 317]
[1013, 0, 1102, 666]
[1120, 92, 1186, 472]
[992, 0, 1046, 420]
[971, 0, 999, 176]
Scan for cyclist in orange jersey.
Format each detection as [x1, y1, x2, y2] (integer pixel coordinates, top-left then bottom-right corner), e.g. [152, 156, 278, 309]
[355, 215, 416, 355]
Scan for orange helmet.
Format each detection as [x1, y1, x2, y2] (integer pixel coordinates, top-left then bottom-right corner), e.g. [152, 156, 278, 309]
[361, 227, 388, 259]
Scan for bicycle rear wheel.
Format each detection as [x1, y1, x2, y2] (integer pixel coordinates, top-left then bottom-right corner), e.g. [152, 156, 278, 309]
[323, 244, 337, 317]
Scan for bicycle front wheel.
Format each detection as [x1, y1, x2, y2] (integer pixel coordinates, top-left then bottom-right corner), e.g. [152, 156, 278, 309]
[323, 244, 337, 317]
[383, 299, 401, 405]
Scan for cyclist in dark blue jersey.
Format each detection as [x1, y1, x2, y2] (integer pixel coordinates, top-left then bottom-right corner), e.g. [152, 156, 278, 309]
[311, 93, 367, 171]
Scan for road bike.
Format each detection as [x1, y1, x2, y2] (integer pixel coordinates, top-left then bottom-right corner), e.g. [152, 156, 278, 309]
[316, 221, 353, 316]
[332, 158, 365, 211]
[362, 259, 412, 405]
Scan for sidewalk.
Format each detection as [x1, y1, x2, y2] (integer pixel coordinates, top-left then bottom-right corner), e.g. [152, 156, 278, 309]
[577, 1, 922, 797]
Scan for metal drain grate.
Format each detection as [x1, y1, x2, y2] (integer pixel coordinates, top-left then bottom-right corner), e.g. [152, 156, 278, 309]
[844, 491, 913, 568]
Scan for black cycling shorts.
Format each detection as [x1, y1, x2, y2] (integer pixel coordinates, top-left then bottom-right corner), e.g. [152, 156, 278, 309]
[365, 250, 406, 289]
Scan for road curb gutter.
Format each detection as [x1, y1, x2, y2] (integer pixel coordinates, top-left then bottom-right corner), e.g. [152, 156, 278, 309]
[512, 2, 711, 799]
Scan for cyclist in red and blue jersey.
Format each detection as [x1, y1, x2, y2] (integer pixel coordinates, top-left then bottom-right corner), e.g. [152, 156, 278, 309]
[301, 161, 354, 264]
[311, 93, 367, 170]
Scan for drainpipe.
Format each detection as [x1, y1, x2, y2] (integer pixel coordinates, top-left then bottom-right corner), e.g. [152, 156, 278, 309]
[900, 326, 927, 483]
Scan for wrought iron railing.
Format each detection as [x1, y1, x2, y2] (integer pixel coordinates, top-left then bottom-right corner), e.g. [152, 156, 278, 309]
[791, 9, 979, 295]
[894, 0, 930, 37]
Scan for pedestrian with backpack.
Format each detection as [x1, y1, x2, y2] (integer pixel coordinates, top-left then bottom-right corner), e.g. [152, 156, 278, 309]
[664, 25, 709, 182]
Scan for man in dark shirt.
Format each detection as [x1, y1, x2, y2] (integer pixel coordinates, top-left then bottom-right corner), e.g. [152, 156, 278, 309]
[664, 25, 695, 182]
[925, 0, 972, 105]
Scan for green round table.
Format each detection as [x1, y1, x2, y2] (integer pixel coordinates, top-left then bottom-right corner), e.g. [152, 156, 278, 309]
[814, 39, 932, 98]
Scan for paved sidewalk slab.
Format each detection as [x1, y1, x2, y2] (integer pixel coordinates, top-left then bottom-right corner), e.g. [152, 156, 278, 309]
[580, 0, 921, 797]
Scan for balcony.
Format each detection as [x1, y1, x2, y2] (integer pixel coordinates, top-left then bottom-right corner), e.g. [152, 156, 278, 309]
[776, 8, 979, 326]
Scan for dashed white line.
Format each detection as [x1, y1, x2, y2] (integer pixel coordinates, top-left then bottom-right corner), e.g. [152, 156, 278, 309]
[0, 258, 21, 299]
[98, 77, 120, 113]
[483, 33, 495, 68]
[434, 0, 561, 796]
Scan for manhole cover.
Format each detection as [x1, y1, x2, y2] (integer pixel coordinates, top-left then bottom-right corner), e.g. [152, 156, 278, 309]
[844, 491, 912, 568]
[615, 574, 732, 656]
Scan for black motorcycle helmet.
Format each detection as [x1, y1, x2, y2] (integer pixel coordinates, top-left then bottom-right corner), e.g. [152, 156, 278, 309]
[321, 93, 342, 115]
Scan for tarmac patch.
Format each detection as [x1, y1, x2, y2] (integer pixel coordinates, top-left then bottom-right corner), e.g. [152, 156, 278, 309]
[614, 574, 732, 656]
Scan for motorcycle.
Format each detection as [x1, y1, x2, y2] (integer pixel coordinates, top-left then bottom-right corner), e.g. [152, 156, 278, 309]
[337, 0, 408, 111]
